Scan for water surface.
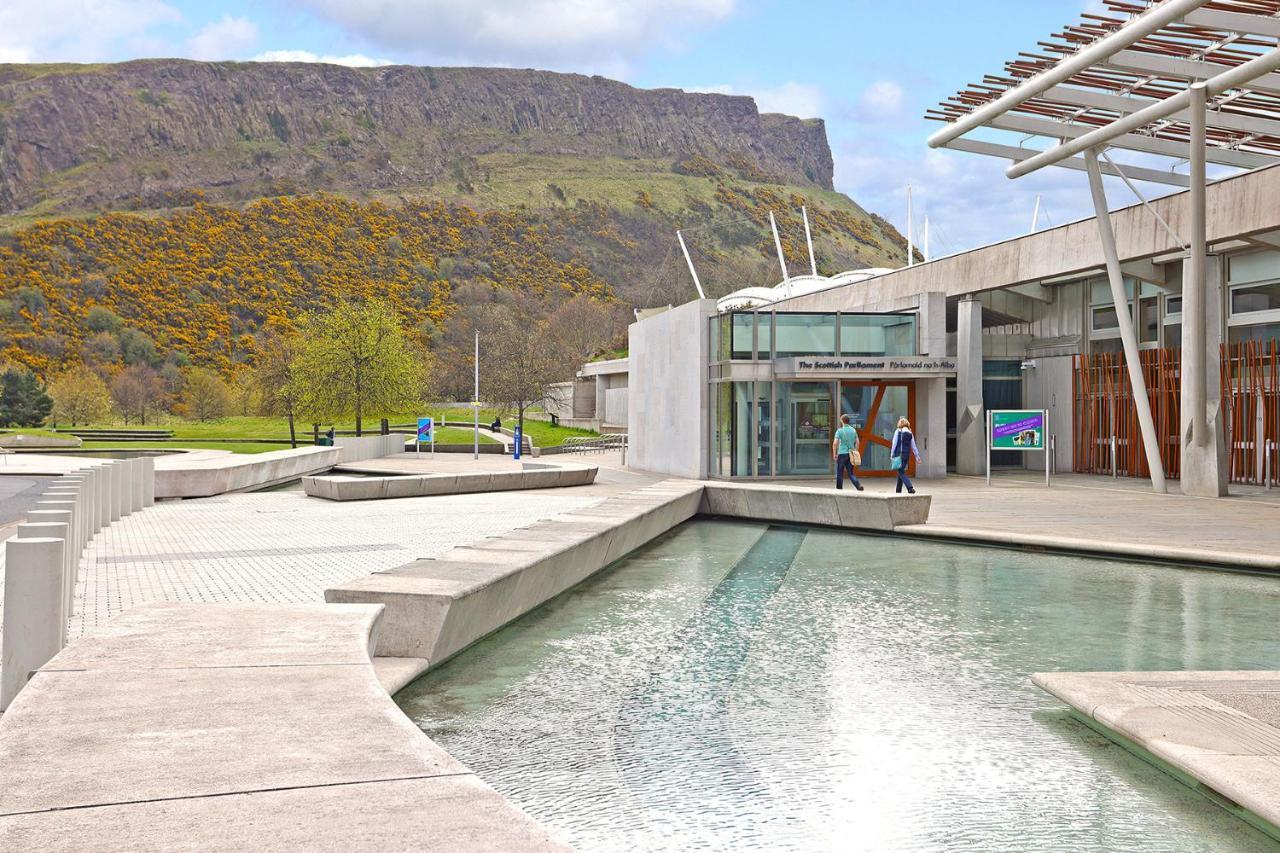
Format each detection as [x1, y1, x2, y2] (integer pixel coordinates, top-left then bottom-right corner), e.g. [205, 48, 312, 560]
[397, 520, 1280, 851]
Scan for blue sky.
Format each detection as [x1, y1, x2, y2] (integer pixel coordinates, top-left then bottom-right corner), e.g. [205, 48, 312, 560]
[1, 0, 1178, 254]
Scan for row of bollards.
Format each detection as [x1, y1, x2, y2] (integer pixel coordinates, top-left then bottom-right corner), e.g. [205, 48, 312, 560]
[1, 456, 155, 710]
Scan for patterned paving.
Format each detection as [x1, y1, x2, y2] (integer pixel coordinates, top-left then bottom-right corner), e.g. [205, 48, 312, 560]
[1, 488, 604, 645]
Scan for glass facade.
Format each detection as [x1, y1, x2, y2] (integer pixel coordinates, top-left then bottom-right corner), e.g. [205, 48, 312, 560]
[840, 314, 916, 356]
[709, 308, 924, 478]
[774, 314, 837, 358]
[716, 311, 917, 361]
[777, 382, 833, 475]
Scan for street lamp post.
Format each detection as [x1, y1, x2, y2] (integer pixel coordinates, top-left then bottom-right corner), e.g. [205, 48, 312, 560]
[473, 331, 480, 461]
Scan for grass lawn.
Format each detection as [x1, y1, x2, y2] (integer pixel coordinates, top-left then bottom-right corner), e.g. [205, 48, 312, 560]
[79, 440, 287, 454]
[430, 407, 600, 447]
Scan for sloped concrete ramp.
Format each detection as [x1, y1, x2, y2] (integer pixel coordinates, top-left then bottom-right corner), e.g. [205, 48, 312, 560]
[0, 602, 567, 851]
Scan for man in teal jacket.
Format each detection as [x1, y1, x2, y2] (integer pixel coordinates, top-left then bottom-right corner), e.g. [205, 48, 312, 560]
[832, 413, 864, 491]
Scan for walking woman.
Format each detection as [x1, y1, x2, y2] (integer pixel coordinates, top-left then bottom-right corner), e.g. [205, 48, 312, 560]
[890, 417, 922, 494]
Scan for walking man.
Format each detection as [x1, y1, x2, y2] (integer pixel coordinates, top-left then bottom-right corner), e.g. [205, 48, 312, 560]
[832, 413, 863, 491]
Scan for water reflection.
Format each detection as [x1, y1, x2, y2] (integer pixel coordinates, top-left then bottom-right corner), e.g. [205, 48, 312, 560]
[397, 521, 1280, 852]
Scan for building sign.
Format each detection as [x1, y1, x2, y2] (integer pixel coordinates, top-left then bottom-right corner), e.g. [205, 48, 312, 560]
[990, 410, 1045, 450]
[987, 409, 1050, 487]
[773, 356, 957, 378]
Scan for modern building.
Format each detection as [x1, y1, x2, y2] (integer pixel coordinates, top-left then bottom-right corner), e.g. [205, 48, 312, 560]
[626, 0, 1280, 495]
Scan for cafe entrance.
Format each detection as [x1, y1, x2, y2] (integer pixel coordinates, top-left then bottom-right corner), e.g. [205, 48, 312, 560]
[840, 380, 917, 476]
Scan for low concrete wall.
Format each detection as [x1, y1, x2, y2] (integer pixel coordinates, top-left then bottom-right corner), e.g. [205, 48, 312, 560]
[327, 481, 705, 662]
[0, 603, 567, 849]
[700, 483, 930, 530]
[302, 462, 598, 502]
[327, 481, 931, 667]
[154, 435, 406, 498]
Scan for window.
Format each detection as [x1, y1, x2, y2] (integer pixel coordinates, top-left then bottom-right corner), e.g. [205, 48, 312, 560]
[773, 314, 837, 358]
[731, 313, 755, 360]
[758, 313, 773, 359]
[1231, 281, 1280, 315]
[839, 313, 917, 356]
[1228, 322, 1280, 347]
[1139, 297, 1159, 344]
[1092, 306, 1120, 331]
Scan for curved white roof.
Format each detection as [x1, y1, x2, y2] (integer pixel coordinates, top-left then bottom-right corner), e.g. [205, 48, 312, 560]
[715, 268, 894, 312]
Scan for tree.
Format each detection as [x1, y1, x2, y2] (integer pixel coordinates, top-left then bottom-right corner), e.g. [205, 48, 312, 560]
[181, 367, 231, 421]
[48, 365, 111, 426]
[253, 330, 303, 447]
[110, 364, 164, 424]
[543, 295, 620, 376]
[475, 301, 562, 444]
[291, 298, 425, 435]
[0, 367, 53, 427]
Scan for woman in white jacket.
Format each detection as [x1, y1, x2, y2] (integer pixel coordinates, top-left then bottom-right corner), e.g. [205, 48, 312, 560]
[890, 417, 922, 494]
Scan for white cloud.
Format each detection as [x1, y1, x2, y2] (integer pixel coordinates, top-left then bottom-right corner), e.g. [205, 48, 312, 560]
[185, 16, 258, 61]
[0, 0, 180, 62]
[859, 80, 903, 116]
[252, 50, 394, 68]
[290, 0, 735, 72]
[752, 82, 825, 119]
[690, 82, 825, 119]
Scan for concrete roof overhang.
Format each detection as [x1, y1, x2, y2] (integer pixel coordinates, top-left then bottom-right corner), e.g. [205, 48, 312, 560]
[771, 160, 1280, 312]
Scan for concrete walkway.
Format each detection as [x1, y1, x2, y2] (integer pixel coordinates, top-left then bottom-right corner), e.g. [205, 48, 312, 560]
[787, 472, 1280, 570]
[0, 602, 566, 851]
[1036, 670, 1280, 842]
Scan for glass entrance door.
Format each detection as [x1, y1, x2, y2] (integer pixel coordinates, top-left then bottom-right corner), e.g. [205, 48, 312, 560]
[778, 382, 833, 475]
[840, 381, 916, 475]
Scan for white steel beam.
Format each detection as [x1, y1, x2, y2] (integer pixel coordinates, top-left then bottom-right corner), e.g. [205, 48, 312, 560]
[987, 113, 1269, 169]
[1100, 49, 1280, 97]
[928, 0, 1211, 148]
[1185, 82, 1208, 449]
[1008, 46, 1280, 178]
[1084, 147, 1167, 494]
[943, 138, 1190, 186]
[1183, 7, 1280, 38]
[1040, 84, 1280, 138]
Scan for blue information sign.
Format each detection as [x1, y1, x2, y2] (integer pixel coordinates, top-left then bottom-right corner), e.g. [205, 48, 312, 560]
[513, 426, 522, 460]
[417, 417, 434, 454]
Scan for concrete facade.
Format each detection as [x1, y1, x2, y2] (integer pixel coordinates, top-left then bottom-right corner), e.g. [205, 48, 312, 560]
[627, 299, 714, 479]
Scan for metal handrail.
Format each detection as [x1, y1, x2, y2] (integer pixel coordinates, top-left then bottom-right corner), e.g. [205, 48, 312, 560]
[561, 434, 628, 463]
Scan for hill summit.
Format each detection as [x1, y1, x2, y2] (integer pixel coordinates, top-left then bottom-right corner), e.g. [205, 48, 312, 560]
[0, 60, 909, 376]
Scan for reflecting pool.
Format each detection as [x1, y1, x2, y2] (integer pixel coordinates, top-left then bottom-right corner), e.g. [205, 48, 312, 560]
[397, 520, 1280, 851]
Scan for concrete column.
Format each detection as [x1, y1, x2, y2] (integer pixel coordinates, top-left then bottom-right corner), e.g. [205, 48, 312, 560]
[16, 521, 71, 641]
[956, 296, 986, 476]
[62, 474, 93, 543]
[1180, 254, 1229, 496]
[105, 463, 121, 522]
[141, 456, 155, 507]
[129, 458, 145, 512]
[116, 460, 131, 518]
[1, 537, 66, 711]
[917, 291, 948, 479]
[25, 508, 75, 630]
[91, 461, 106, 527]
[44, 487, 83, 551]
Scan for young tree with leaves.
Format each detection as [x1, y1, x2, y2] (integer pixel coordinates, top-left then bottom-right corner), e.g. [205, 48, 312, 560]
[475, 301, 564, 446]
[48, 365, 111, 426]
[291, 298, 425, 435]
[181, 367, 232, 421]
[253, 329, 303, 447]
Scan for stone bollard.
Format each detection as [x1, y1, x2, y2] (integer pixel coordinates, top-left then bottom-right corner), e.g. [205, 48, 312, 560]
[28, 505, 77, 621]
[61, 474, 93, 546]
[90, 465, 106, 530]
[1, 537, 66, 711]
[15, 521, 72, 642]
[141, 455, 155, 507]
[44, 487, 83, 551]
[70, 471, 98, 537]
[116, 460, 130, 519]
[104, 462, 120, 523]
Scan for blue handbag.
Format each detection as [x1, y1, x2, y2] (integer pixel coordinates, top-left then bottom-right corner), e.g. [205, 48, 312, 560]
[890, 455, 903, 471]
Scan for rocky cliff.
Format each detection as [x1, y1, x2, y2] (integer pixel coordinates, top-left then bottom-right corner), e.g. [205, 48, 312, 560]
[0, 60, 833, 215]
